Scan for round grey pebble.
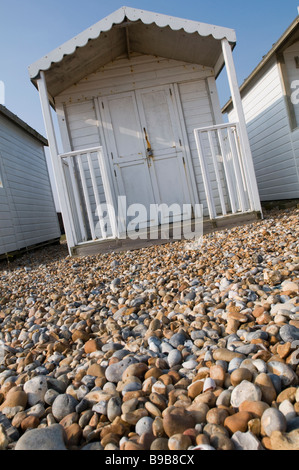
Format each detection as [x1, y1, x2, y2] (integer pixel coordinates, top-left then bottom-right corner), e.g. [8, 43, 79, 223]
[52, 394, 79, 421]
[15, 424, 67, 450]
[135, 416, 154, 436]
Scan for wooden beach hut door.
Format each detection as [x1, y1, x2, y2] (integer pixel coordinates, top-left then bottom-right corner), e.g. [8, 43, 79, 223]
[100, 84, 192, 231]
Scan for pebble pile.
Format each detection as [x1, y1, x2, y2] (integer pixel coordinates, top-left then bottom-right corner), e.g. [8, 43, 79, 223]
[0, 208, 298, 451]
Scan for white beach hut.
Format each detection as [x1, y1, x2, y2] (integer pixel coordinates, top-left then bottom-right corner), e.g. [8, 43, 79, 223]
[223, 13, 299, 203]
[28, 6, 262, 255]
[0, 105, 61, 257]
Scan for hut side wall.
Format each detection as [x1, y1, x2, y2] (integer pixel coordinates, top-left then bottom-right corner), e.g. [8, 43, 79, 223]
[0, 113, 61, 255]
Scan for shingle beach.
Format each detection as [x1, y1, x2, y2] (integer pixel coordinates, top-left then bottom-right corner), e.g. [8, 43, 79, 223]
[0, 208, 298, 451]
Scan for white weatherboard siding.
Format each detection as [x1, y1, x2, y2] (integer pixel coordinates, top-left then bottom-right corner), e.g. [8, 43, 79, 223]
[227, 58, 299, 201]
[56, 53, 226, 220]
[0, 113, 60, 255]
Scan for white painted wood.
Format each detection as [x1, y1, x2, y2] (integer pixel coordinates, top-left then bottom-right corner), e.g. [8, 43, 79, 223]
[207, 130, 226, 215]
[28, 6, 236, 83]
[227, 57, 299, 201]
[284, 41, 299, 127]
[56, 106, 88, 242]
[86, 151, 107, 239]
[0, 108, 60, 255]
[77, 153, 96, 240]
[37, 72, 75, 251]
[221, 38, 262, 213]
[135, 84, 192, 223]
[96, 148, 119, 239]
[55, 55, 214, 105]
[217, 127, 237, 213]
[194, 130, 216, 219]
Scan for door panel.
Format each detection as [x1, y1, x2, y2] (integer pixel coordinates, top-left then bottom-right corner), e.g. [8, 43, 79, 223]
[100, 84, 194, 230]
[136, 85, 192, 223]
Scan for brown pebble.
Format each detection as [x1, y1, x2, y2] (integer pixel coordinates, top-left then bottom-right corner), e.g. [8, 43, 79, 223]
[20, 415, 39, 431]
[163, 408, 195, 437]
[224, 411, 252, 434]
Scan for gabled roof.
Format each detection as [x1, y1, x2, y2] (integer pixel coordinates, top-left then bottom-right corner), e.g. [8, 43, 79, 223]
[28, 6, 236, 100]
[222, 15, 299, 113]
[0, 105, 48, 146]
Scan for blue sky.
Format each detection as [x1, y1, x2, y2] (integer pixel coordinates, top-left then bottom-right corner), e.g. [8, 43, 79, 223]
[1, 0, 298, 135]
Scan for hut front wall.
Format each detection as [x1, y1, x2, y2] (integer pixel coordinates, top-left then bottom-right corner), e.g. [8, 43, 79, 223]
[56, 53, 227, 227]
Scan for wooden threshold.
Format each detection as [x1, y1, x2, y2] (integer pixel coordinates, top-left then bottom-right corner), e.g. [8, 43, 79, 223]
[71, 211, 261, 257]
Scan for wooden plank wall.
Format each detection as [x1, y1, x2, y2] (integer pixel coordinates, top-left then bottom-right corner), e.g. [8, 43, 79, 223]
[0, 113, 61, 255]
[56, 53, 226, 223]
[227, 57, 299, 201]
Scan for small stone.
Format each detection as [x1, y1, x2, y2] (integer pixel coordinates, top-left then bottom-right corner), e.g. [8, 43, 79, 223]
[230, 380, 262, 408]
[52, 394, 79, 422]
[230, 368, 252, 386]
[167, 349, 182, 368]
[107, 396, 122, 422]
[20, 415, 40, 431]
[261, 408, 287, 437]
[135, 416, 154, 436]
[280, 324, 299, 343]
[188, 380, 204, 399]
[23, 376, 48, 406]
[0, 424, 8, 450]
[210, 433, 235, 450]
[270, 429, 299, 450]
[84, 339, 101, 354]
[150, 438, 169, 450]
[0, 390, 27, 411]
[72, 330, 90, 342]
[213, 348, 244, 362]
[278, 400, 296, 422]
[239, 400, 269, 418]
[267, 361, 298, 387]
[206, 407, 229, 426]
[105, 357, 138, 383]
[231, 431, 264, 450]
[224, 411, 252, 434]
[64, 423, 82, 447]
[163, 408, 195, 437]
[209, 365, 226, 387]
[254, 373, 277, 404]
[15, 424, 67, 450]
[168, 433, 192, 450]
[86, 363, 106, 378]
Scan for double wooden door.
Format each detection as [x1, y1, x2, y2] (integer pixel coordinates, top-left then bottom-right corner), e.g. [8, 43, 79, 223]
[100, 84, 192, 231]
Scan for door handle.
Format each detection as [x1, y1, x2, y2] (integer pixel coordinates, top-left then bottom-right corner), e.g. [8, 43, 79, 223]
[143, 128, 153, 157]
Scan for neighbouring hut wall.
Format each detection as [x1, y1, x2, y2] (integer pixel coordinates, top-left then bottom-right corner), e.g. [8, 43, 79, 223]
[226, 57, 299, 201]
[0, 113, 60, 255]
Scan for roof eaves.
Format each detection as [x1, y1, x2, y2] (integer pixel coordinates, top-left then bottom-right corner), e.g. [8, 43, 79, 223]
[222, 15, 299, 113]
[28, 5, 236, 81]
[0, 105, 48, 146]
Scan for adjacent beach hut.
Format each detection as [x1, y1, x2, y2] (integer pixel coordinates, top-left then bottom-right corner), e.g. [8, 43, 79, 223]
[0, 105, 61, 257]
[223, 13, 299, 203]
[28, 6, 262, 255]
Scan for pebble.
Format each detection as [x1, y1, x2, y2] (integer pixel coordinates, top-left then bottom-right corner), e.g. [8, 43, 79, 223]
[52, 394, 79, 422]
[230, 380, 262, 408]
[261, 408, 287, 436]
[0, 207, 298, 451]
[15, 424, 67, 450]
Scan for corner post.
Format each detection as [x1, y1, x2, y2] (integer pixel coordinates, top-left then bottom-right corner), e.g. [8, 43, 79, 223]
[221, 38, 262, 214]
[37, 71, 76, 253]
